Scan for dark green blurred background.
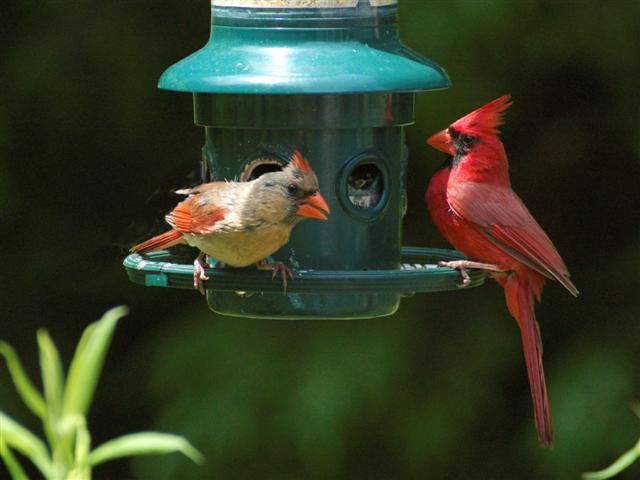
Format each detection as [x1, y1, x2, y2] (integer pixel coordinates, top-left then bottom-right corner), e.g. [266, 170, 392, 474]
[2, 1, 639, 479]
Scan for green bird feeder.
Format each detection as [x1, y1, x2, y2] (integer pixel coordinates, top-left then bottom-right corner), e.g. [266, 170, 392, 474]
[124, 0, 486, 319]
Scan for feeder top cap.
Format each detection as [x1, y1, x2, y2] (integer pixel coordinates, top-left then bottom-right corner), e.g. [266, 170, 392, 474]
[209, 0, 398, 29]
[211, 0, 397, 19]
[212, 0, 397, 8]
[158, 0, 450, 95]
[213, 0, 396, 5]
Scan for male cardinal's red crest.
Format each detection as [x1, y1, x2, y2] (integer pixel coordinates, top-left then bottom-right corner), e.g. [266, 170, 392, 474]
[131, 150, 330, 293]
[452, 94, 512, 135]
[425, 96, 578, 448]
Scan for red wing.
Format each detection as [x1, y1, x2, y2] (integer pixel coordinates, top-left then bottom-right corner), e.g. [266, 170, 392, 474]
[448, 181, 578, 296]
[166, 196, 227, 235]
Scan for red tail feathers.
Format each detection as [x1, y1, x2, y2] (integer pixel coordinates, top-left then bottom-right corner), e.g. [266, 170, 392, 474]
[129, 229, 184, 254]
[503, 271, 553, 448]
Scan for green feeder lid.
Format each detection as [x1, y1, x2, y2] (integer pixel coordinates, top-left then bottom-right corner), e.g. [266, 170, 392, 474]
[123, 247, 486, 294]
[158, 1, 450, 94]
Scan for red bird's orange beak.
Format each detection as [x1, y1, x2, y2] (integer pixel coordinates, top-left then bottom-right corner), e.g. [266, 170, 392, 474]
[296, 192, 330, 220]
[426, 129, 456, 156]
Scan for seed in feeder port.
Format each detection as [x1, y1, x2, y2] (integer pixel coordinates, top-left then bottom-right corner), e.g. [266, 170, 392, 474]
[347, 163, 383, 209]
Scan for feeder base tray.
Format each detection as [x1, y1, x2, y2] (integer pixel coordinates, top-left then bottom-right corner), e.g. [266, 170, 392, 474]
[124, 247, 486, 320]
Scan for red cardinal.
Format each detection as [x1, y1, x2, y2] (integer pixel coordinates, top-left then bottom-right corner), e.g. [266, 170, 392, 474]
[130, 150, 330, 294]
[425, 95, 578, 447]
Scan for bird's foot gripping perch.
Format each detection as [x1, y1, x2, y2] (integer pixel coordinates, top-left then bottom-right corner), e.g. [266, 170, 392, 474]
[193, 252, 210, 295]
[256, 260, 294, 294]
[437, 260, 503, 288]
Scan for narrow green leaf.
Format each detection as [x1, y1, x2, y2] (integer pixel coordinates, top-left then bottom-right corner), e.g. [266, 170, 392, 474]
[66, 464, 91, 480]
[582, 438, 640, 480]
[37, 329, 65, 421]
[0, 341, 46, 419]
[0, 436, 29, 480]
[62, 306, 128, 417]
[74, 416, 92, 469]
[73, 323, 97, 364]
[88, 432, 204, 467]
[0, 411, 52, 477]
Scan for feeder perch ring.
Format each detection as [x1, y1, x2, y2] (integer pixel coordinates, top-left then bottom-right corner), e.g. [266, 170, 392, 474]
[123, 247, 486, 294]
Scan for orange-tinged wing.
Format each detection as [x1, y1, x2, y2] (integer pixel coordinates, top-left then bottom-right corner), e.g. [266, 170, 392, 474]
[166, 188, 227, 235]
[448, 181, 578, 296]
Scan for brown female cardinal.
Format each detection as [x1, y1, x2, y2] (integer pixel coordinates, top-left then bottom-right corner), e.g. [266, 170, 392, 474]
[425, 95, 578, 447]
[130, 150, 330, 294]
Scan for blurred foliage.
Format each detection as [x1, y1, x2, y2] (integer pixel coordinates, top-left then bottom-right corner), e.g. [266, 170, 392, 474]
[1, 0, 639, 479]
[0, 307, 201, 479]
[582, 404, 640, 480]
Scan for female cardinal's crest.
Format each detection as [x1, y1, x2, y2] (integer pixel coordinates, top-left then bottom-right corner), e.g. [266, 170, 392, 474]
[290, 150, 312, 175]
[452, 94, 513, 136]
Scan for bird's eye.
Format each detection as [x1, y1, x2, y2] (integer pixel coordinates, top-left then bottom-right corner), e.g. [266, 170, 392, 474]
[461, 134, 476, 147]
[287, 184, 299, 195]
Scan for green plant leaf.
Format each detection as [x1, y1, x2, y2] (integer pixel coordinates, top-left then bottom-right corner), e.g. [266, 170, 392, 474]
[0, 411, 52, 477]
[582, 438, 640, 480]
[37, 330, 74, 473]
[88, 432, 204, 467]
[37, 329, 65, 421]
[73, 322, 97, 365]
[0, 436, 29, 480]
[0, 341, 46, 419]
[62, 306, 128, 417]
[74, 416, 92, 470]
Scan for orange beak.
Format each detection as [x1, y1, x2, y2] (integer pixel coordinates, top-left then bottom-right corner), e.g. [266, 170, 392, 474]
[426, 129, 456, 156]
[296, 192, 330, 221]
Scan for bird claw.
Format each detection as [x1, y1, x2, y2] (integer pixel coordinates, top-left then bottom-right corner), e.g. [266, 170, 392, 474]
[438, 260, 503, 288]
[256, 261, 294, 295]
[193, 254, 210, 295]
[439, 260, 472, 288]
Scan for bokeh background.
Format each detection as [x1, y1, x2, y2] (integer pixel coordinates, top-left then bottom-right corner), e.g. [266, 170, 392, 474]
[2, 1, 639, 478]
